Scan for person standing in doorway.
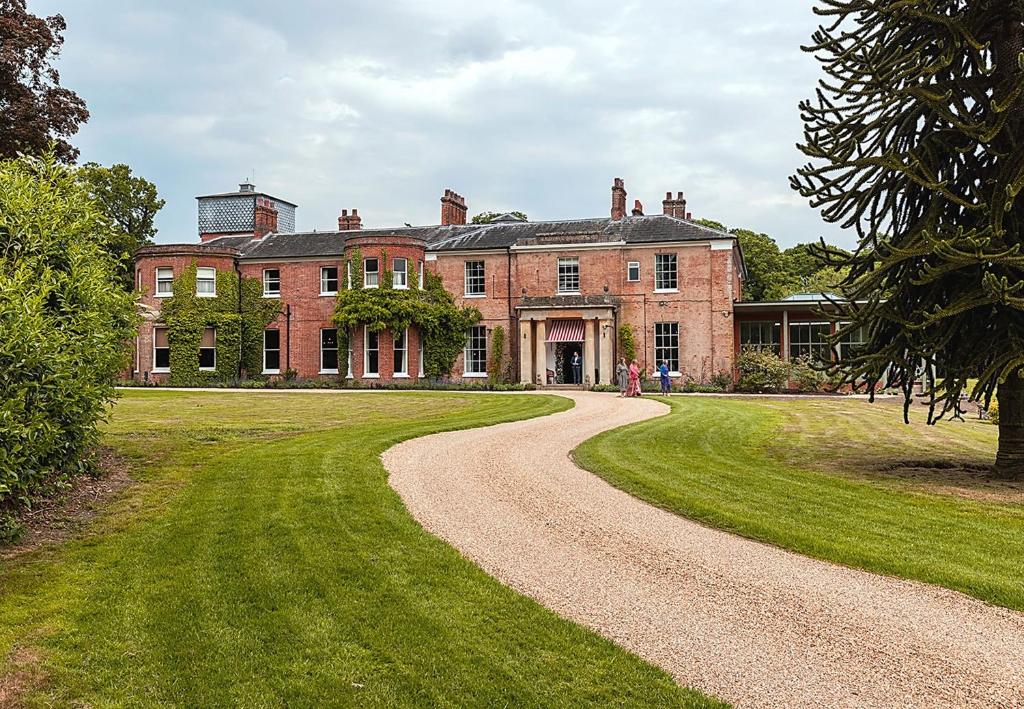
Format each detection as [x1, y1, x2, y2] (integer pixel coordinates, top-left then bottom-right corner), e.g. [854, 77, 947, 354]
[571, 350, 582, 385]
[616, 358, 629, 396]
[659, 360, 671, 396]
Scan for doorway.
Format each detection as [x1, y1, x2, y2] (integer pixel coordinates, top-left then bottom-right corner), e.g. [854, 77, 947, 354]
[554, 342, 584, 384]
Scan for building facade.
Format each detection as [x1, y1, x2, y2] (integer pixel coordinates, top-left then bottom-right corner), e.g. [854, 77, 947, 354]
[131, 179, 837, 386]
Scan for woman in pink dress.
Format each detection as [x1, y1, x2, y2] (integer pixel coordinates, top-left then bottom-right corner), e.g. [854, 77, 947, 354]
[626, 359, 642, 397]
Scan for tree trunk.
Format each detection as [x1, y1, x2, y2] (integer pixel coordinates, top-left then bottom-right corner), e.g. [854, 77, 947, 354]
[995, 373, 1024, 479]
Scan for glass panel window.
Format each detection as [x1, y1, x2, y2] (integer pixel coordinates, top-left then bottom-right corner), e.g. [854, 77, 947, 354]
[739, 321, 781, 355]
[655, 254, 677, 291]
[465, 260, 485, 296]
[156, 267, 174, 296]
[320, 266, 339, 295]
[418, 260, 424, 289]
[321, 328, 339, 372]
[393, 258, 408, 289]
[364, 258, 379, 288]
[153, 327, 170, 371]
[789, 322, 831, 361]
[199, 327, 216, 370]
[364, 329, 379, 375]
[393, 329, 408, 375]
[627, 261, 640, 282]
[263, 329, 281, 373]
[196, 267, 217, 297]
[557, 257, 580, 294]
[838, 323, 869, 360]
[263, 269, 280, 297]
[464, 325, 487, 375]
[654, 323, 680, 373]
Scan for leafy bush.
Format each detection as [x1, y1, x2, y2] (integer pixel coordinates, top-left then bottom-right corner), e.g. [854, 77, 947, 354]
[710, 371, 734, 391]
[488, 325, 506, 386]
[736, 347, 790, 392]
[989, 398, 999, 425]
[618, 324, 637, 363]
[789, 356, 828, 393]
[0, 154, 137, 516]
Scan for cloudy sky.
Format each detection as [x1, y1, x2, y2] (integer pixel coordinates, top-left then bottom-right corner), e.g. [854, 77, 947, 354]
[36, 0, 848, 248]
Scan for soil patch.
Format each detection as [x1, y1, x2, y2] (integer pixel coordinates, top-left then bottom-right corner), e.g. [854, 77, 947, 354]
[0, 646, 45, 708]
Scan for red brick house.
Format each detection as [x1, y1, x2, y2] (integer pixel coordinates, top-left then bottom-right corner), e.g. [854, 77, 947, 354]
[131, 178, 840, 386]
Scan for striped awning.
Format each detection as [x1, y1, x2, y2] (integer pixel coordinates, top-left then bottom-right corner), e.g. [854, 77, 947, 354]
[545, 319, 585, 343]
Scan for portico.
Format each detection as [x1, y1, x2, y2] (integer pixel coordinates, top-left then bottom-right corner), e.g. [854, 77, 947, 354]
[517, 305, 616, 387]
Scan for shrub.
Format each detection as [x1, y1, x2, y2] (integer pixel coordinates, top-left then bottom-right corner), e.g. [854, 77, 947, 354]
[488, 325, 506, 386]
[618, 324, 636, 363]
[0, 154, 137, 516]
[710, 371, 734, 392]
[736, 347, 789, 392]
[989, 398, 999, 425]
[789, 356, 828, 393]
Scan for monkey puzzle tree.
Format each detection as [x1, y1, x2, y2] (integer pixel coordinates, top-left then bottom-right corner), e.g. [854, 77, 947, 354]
[791, 1, 1024, 477]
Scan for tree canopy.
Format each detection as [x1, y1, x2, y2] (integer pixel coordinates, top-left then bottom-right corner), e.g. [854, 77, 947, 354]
[791, 0, 1024, 477]
[471, 211, 528, 224]
[0, 1, 88, 162]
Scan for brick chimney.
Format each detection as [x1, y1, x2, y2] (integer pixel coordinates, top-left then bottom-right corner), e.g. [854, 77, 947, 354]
[254, 197, 278, 239]
[611, 177, 627, 220]
[631, 199, 644, 216]
[338, 208, 362, 231]
[662, 191, 687, 218]
[440, 189, 467, 225]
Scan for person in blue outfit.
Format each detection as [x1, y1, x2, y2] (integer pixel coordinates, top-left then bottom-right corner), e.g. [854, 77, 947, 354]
[659, 360, 671, 395]
[571, 350, 582, 385]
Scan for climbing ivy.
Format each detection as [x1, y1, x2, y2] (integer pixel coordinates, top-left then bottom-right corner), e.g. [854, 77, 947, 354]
[488, 325, 506, 385]
[161, 263, 279, 385]
[618, 323, 637, 362]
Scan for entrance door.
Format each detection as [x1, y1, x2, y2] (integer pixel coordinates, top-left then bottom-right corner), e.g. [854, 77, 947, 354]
[555, 342, 584, 384]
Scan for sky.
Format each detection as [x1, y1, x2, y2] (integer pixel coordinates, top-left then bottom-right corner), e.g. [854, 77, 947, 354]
[35, 0, 850, 248]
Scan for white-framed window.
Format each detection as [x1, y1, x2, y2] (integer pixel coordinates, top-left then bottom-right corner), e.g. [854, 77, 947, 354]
[263, 329, 281, 373]
[321, 328, 339, 373]
[739, 321, 781, 355]
[155, 267, 174, 297]
[655, 254, 677, 291]
[364, 258, 379, 288]
[465, 260, 485, 296]
[196, 267, 217, 297]
[557, 257, 580, 294]
[654, 322, 680, 374]
[364, 328, 379, 376]
[153, 326, 170, 372]
[418, 335, 425, 377]
[393, 258, 408, 289]
[199, 327, 216, 370]
[320, 266, 339, 295]
[789, 322, 831, 361]
[346, 261, 352, 289]
[838, 323, 869, 360]
[627, 261, 640, 283]
[263, 268, 280, 297]
[418, 260, 424, 289]
[394, 329, 408, 376]
[464, 325, 487, 376]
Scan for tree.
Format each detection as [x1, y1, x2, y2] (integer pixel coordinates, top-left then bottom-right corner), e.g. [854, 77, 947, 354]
[693, 217, 727, 233]
[471, 211, 528, 224]
[731, 228, 790, 301]
[0, 1, 88, 162]
[78, 162, 166, 289]
[791, 1, 1024, 477]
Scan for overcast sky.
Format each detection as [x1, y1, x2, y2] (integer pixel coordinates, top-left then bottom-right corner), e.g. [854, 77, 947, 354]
[36, 0, 849, 248]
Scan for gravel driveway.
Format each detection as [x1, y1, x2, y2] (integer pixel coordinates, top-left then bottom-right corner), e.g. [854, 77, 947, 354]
[384, 392, 1024, 708]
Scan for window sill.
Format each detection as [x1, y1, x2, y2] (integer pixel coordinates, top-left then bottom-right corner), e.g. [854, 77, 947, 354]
[654, 288, 679, 294]
[154, 293, 173, 298]
[393, 285, 409, 291]
[364, 284, 379, 289]
[363, 373, 380, 379]
[464, 293, 486, 299]
[199, 367, 216, 372]
[463, 372, 488, 378]
[263, 293, 280, 299]
[319, 369, 340, 375]
[320, 292, 338, 297]
[152, 368, 170, 373]
[393, 373, 410, 378]
[557, 291, 581, 296]
[263, 369, 280, 375]
[196, 293, 217, 298]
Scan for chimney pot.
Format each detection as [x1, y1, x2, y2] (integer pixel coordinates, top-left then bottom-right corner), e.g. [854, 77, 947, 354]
[632, 199, 644, 217]
[440, 187, 468, 225]
[611, 177, 627, 220]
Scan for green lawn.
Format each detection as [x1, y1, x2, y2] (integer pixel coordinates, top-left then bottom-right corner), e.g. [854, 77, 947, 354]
[574, 396, 1024, 611]
[0, 390, 723, 708]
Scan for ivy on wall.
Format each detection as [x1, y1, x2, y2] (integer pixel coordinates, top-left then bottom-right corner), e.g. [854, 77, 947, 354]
[488, 325, 506, 385]
[161, 263, 280, 385]
[334, 250, 480, 379]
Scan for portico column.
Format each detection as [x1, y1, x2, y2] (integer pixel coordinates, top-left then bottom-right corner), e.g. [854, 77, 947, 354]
[583, 319, 596, 388]
[534, 320, 547, 386]
[519, 320, 533, 384]
[598, 319, 613, 385]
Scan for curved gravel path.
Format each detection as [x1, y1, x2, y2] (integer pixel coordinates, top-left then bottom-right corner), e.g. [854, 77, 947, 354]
[384, 392, 1024, 708]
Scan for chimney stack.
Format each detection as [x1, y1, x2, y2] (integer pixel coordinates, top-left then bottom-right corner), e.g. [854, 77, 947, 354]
[254, 197, 278, 239]
[631, 199, 644, 217]
[338, 208, 362, 231]
[611, 177, 627, 220]
[662, 190, 688, 218]
[440, 189, 467, 225]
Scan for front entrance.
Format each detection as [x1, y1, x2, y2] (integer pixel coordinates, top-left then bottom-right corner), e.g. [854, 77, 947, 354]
[553, 342, 584, 384]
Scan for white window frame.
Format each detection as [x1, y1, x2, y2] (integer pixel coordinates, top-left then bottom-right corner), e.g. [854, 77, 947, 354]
[262, 268, 280, 298]
[557, 257, 580, 294]
[263, 329, 281, 374]
[196, 267, 217, 297]
[654, 254, 678, 292]
[320, 266, 339, 296]
[627, 261, 640, 283]
[199, 327, 217, 371]
[364, 328, 379, 378]
[463, 325, 487, 377]
[464, 260, 485, 297]
[155, 267, 174, 297]
[393, 328, 409, 377]
[320, 328, 339, 374]
[393, 258, 408, 289]
[346, 261, 352, 289]
[364, 258, 379, 288]
[654, 322, 680, 376]
[152, 326, 170, 373]
[418, 335, 425, 377]
[418, 260, 425, 289]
